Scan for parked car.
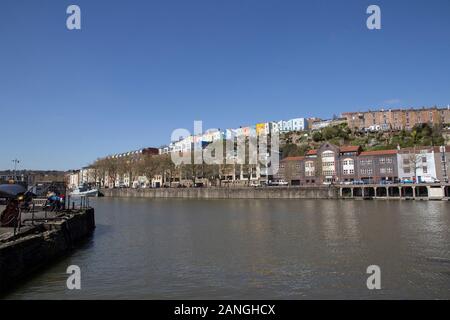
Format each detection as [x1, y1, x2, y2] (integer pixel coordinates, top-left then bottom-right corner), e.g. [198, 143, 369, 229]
[249, 181, 261, 187]
[352, 180, 364, 185]
[401, 179, 414, 184]
[278, 180, 289, 186]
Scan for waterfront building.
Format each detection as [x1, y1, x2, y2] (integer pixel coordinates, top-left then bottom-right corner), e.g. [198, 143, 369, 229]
[68, 170, 80, 189]
[304, 149, 318, 185]
[397, 147, 438, 183]
[343, 106, 450, 131]
[357, 149, 398, 184]
[338, 146, 361, 183]
[434, 146, 450, 183]
[277, 143, 399, 185]
[274, 156, 305, 185]
[316, 143, 341, 184]
[276, 142, 450, 185]
[150, 175, 163, 188]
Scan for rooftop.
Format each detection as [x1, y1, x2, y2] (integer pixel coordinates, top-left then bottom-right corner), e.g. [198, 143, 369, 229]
[342, 105, 450, 115]
[339, 145, 361, 153]
[281, 156, 305, 161]
[359, 149, 398, 156]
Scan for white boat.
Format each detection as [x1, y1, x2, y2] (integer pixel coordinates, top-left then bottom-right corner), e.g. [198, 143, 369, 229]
[70, 185, 99, 197]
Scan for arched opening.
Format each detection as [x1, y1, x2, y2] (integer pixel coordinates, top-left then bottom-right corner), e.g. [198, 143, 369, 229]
[364, 187, 375, 197]
[445, 186, 450, 198]
[388, 186, 400, 197]
[416, 186, 428, 197]
[342, 188, 352, 197]
[376, 187, 387, 197]
[353, 187, 363, 197]
[401, 186, 414, 197]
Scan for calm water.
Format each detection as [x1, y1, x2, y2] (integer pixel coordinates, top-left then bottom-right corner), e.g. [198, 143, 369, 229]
[4, 198, 450, 299]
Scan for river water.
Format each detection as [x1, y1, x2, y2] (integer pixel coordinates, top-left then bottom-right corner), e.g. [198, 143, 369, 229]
[4, 198, 450, 299]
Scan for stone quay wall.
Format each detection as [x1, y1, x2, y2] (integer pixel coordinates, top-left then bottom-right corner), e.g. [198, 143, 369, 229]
[101, 186, 339, 199]
[0, 208, 95, 293]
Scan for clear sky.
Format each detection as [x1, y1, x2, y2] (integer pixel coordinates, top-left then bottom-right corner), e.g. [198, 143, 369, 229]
[1, 0, 450, 170]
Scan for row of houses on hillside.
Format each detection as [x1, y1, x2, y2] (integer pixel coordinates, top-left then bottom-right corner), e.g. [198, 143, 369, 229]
[343, 106, 450, 131]
[158, 117, 310, 155]
[275, 143, 450, 185]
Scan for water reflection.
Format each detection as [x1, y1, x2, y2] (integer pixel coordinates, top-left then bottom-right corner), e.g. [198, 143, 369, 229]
[4, 198, 450, 299]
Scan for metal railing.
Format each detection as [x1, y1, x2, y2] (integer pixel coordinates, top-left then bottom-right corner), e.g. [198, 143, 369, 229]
[12, 195, 92, 235]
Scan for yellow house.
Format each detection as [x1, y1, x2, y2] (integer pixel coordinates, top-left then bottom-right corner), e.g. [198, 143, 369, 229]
[256, 123, 266, 135]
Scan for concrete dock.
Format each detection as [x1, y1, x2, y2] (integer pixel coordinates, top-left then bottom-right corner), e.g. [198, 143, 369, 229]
[101, 186, 339, 199]
[337, 183, 450, 200]
[101, 184, 450, 200]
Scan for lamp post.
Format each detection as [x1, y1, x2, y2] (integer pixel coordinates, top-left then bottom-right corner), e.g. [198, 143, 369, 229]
[12, 159, 20, 182]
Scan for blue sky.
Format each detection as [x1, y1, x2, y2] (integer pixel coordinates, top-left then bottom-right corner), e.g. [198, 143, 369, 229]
[1, 0, 450, 170]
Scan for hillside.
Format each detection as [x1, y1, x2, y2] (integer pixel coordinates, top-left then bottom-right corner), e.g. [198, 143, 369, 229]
[280, 123, 449, 158]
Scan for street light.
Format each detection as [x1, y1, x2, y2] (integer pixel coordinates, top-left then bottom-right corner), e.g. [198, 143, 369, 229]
[12, 159, 20, 182]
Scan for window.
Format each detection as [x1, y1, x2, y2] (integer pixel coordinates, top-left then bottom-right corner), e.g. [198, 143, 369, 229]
[404, 167, 411, 174]
[343, 169, 354, 175]
[403, 159, 410, 166]
[343, 159, 354, 166]
[423, 166, 428, 173]
[422, 157, 427, 163]
[360, 159, 373, 166]
[305, 161, 314, 168]
[379, 158, 386, 164]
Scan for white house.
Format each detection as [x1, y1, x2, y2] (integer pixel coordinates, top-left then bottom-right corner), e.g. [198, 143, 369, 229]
[68, 171, 80, 189]
[291, 118, 307, 131]
[397, 147, 438, 183]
